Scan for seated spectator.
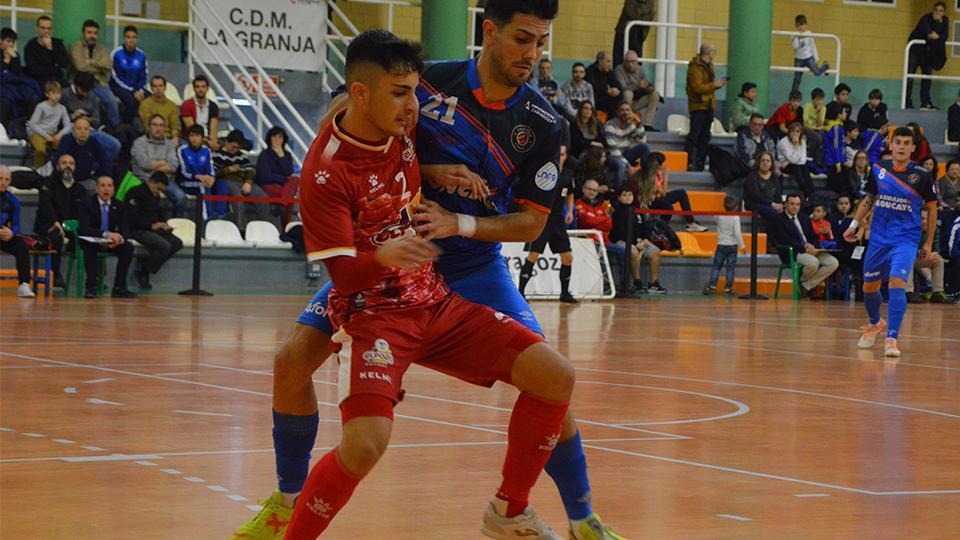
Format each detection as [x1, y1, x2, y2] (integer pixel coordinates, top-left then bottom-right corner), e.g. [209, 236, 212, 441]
[214, 130, 269, 226]
[766, 90, 803, 139]
[27, 80, 71, 168]
[829, 194, 853, 233]
[178, 124, 227, 219]
[857, 89, 888, 131]
[60, 72, 122, 164]
[585, 51, 623, 118]
[1, 27, 42, 125]
[907, 207, 948, 303]
[54, 117, 110, 191]
[560, 62, 594, 112]
[255, 126, 299, 227]
[0, 165, 36, 297]
[736, 113, 776, 168]
[570, 100, 605, 160]
[949, 89, 960, 143]
[611, 184, 662, 295]
[827, 83, 853, 123]
[906, 122, 931, 163]
[574, 178, 613, 244]
[702, 195, 744, 295]
[603, 101, 650, 186]
[535, 58, 575, 120]
[126, 171, 182, 290]
[859, 122, 887, 164]
[33, 154, 85, 287]
[109, 25, 148, 126]
[841, 120, 861, 169]
[24, 15, 70, 86]
[777, 121, 814, 198]
[822, 102, 848, 193]
[743, 150, 784, 222]
[919, 155, 938, 176]
[802, 87, 827, 162]
[639, 152, 707, 232]
[69, 20, 120, 129]
[76, 175, 136, 298]
[939, 159, 960, 210]
[772, 193, 839, 299]
[574, 146, 616, 195]
[181, 75, 220, 150]
[810, 204, 835, 248]
[728, 82, 760, 133]
[847, 151, 873, 200]
[139, 75, 180, 144]
[614, 51, 660, 131]
[131, 114, 184, 217]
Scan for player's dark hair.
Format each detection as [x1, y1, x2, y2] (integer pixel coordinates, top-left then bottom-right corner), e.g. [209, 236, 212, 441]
[789, 90, 802, 101]
[738, 82, 756, 97]
[123, 25, 137, 35]
[834, 83, 851, 96]
[891, 126, 915, 144]
[868, 88, 883, 101]
[1, 27, 17, 41]
[843, 120, 859, 133]
[811, 87, 825, 100]
[186, 124, 205, 138]
[484, 0, 559, 26]
[82, 19, 99, 31]
[785, 193, 803, 203]
[795, 14, 807, 26]
[345, 29, 423, 82]
[723, 195, 739, 212]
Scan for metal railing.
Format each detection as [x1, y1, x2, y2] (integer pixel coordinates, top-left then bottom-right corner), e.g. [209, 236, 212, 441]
[901, 39, 960, 108]
[107, 0, 193, 80]
[468, 6, 553, 59]
[0, 1, 44, 33]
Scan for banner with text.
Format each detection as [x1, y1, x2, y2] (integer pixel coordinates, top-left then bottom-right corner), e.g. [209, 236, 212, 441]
[196, 0, 324, 72]
[500, 231, 616, 300]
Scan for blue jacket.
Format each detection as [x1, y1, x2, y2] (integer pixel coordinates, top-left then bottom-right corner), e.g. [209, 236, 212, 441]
[949, 215, 960, 259]
[54, 134, 111, 182]
[111, 46, 148, 92]
[859, 129, 884, 164]
[177, 144, 214, 189]
[0, 191, 22, 235]
[823, 124, 846, 168]
[255, 147, 295, 187]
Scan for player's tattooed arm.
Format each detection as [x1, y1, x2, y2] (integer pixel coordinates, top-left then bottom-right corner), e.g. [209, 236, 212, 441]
[843, 194, 875, 243]
[413, 200, 548, 243]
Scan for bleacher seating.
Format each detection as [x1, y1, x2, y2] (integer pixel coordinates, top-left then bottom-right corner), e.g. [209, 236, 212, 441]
[205, 219, 254, 247]
[245, 221, 293, 249]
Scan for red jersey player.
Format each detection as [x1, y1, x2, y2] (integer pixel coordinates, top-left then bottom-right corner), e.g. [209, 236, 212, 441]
[284, 30, 576, 539]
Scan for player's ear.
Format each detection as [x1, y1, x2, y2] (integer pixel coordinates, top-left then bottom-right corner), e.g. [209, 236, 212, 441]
[349, 80, 369, 104]
[482, 18, 499, 45]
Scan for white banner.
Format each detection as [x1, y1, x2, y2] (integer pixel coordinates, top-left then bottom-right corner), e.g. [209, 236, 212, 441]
[500, 230, 616, 300]
[195, 0, 324, 72]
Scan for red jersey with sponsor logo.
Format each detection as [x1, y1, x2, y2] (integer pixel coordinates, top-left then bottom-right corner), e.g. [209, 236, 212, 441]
[300, 116, 449, 320]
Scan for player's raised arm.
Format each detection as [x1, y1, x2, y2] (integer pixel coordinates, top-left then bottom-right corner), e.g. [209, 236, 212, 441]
[844, 193, 875, 243]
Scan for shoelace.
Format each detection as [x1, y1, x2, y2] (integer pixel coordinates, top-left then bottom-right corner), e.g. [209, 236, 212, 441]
[520, 508, 560, 536]
[241, 498, 283, 529]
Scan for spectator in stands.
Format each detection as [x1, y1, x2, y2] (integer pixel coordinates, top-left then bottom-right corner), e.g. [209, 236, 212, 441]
[181, 75, 220, 150]
[939, 159, 960, 210]
[585, 51, 623, 118]
[69, 20, 120, 129]
[773, 193, 839, 299]
[77, 175, 136, 298]
[1, 27, 42, 125]
[613, 0, 656, 64]
[574, 146, 616, 196]
[728, 82, 760, 133]
[743, 150, 784, 222]
[859, 121, 887, 164]
[214, 129, 269, 226]
[906, 1, 949, 110]
[948, 88, 960, 143]
[827, 83, 853, 122]
[256, 126, 299, 228]
[777, 121, 814, 198]
[24, 15, 70, 87]
[920, 155, 938, 177]
[823, 102, 848, 193]
[685, 44, 725, 172]
[535, 58, 575, 120]
[907, 207, 948, 302]
[802, 87, 827, 161]
[126, 171, 182, 290]
[614, 51, 660, 131]
[604, 101, 650, 187]
[830, 194, 853, 237]
[737, 114, 776, 169]
[857, 89, 888, 131]
[27, 80, 71, 168]
[131, 114, 184, 217]
[610, 183, 655, 296]
[561, 63, 594, 113]
[178, 124, 227, 220]
[60, 72, 122, 164]
[639, 152, 707, 232]
[54, 117, 110, 191]
[0, 165, 35, 297]
[810, 204, 834, 248]
[575, 178, 613, 245]
[139, 75, 179, 145]
[907, 121, 932, 164]
[33, 153, 84, 287]
[841, 120, 861, 169]
[109, 25, 148, 126]
[790, 15, 830, 94]
[703, 195, 744, 295]
[570, 100, 605, 160]
[766, 90, 803, 139]
[847, 150, 873, 200]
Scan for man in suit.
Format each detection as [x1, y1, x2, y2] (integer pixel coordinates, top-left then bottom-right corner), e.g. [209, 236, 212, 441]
[77, 175, 136, 298]
[34, 153, 86, 287]
[125, 172, 182, 290]
[774, 193, 839, 299]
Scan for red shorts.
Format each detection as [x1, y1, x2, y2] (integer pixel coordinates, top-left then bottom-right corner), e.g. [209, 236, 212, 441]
[330, 293, 543, 409]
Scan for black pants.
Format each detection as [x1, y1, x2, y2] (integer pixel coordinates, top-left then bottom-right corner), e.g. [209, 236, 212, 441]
[130, 229, 183, 274]
[905, 50, 933, 106]
[81, 240, 133, 290]
[1, 236, 31, 283]
[827, 167, 849, 196]
[651, 190, 695, 224]
[40, 229, 65, 276]
[686, 109, 713, 170]
[613, 25, 649, 64]
[784, 163, 815, 198]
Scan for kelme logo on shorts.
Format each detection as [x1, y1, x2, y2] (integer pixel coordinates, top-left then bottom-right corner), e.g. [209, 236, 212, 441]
[363, 339, 394, 366]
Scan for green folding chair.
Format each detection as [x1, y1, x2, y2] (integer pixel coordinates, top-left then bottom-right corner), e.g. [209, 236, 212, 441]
[62, 219, 108, 297]
[774, 244, 802, 300]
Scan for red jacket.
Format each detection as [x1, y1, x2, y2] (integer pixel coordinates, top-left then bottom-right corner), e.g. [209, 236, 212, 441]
[765, 103, 799, 131]
[575, 198, 613, 244]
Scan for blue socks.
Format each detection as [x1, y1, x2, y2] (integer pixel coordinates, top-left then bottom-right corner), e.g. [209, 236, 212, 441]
[273, 410, 319, 494]
[887, 288, 907, 339]
[544, 430, 593, 520]
[864, 290, 882, 326]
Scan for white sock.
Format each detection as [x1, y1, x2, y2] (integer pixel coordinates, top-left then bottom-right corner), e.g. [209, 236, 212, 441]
[281, 491, 299, 508]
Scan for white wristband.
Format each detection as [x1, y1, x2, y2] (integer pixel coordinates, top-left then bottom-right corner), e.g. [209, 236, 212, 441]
[456, 214, 477, 238]
[847, 219, 859, 231]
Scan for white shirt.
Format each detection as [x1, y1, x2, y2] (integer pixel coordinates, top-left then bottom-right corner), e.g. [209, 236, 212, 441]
[777, 137, 807, 166]
[194, 98, 210, 134]
[716, 215, 745, 249]
[791, 31, 819, 62]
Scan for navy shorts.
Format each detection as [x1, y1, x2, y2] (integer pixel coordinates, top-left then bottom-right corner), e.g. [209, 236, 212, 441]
[862, 242, 917, 284]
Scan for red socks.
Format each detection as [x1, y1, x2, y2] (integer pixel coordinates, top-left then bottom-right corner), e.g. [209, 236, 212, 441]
[496, 392, 570, 517]
[284, 449, 362, 539]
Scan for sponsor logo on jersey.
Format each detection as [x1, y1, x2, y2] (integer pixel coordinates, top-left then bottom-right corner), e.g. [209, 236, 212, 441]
[908, 173, 920, 185]
[875, 194, 914, 212]
[402, 136, 416, 163]
[534, 162, 559, 191]
[363, 338, 394, 366]
[360, 371, 393, 384]
[511, 125, 536, 153]
[315, 169, 329, 185]
[524, 100, 557, 124]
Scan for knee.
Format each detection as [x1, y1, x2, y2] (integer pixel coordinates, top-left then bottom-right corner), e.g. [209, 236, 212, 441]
[340, 432, 388, 476]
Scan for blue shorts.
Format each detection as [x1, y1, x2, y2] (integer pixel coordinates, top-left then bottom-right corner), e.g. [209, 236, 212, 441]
[295, 257, 543, 336]
[862, 242, 917, 283]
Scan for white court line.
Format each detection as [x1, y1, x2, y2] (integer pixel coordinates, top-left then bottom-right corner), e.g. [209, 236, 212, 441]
[23, 433, 46, 438]
[83, 378, 116, 384]
[716, 514, 752, 522]
[173, 410, 234, 417]
[81, 445, 105, 452]
[574, 380, 750, 426]
[135, 461, 158, 466]
[0, 427, 15, 432]
[228, 495, 248, 501]
[794, 493, 831, 498]
[183, 476, 205, 483]
[160, 469, 182, 475]
[52, 439, 75, 444]
[64, 387, 76, 394]
[206, 485, 228, 492]
[155, 372, 202, 376]
[86, 398, 124, 406]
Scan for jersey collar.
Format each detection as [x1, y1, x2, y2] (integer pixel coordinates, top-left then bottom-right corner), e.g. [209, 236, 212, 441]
[467, 57, 527, 111]
[332, 112, 394, 153]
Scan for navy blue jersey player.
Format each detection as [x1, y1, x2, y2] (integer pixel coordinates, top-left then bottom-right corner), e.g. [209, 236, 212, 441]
[843, 126, 938, 358]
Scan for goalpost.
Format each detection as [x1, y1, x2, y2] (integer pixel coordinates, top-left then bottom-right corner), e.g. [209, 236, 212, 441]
[500, 229, 617, 300]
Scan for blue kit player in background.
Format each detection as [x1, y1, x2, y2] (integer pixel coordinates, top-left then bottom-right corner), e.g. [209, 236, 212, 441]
[843, 126, 938, 358]
[231, 1, 625, 539]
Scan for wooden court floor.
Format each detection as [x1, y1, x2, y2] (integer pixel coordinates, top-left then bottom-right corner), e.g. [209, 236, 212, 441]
[1, 295, 958, 539]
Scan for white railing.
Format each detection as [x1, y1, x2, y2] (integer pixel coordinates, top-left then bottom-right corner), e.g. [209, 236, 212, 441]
[0, 1, 45, 33]
[468, 6, 553, 59]
[107, 0, 194, 80]
[623, 21, 842, 97]
[901, 39, 960, 108]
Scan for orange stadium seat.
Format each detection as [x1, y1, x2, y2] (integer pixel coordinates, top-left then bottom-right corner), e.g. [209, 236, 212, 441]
[691, 232, 767, 255]
[676, 232, 713, 257]
[661, 150, 688, 172]
[681, 191, 726, 213]
[717, 277, 793, 295]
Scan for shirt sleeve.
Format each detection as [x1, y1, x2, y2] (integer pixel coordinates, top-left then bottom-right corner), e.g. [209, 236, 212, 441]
[920, 173, 938, 203]
[300, 165, 357, 262]
[512, 120, 563, 214]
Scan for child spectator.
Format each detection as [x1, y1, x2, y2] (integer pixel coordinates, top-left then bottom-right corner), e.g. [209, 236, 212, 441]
[703, 195, 744, 295]
[777, 121, 814, 198]
[728, 82, 761, 133]
[803, 87, 827, 163]
[828, 83, 853, 121]
[823, 102, 848, 193]
[859, 122, 887, 164]
[847, 151, 873, 200]
[766, 90, 803, 139]
[842, 120, 861, 168]
[810, 204, 835, 248]
[27, 80, 71, 168]
[178, 124, 227, 220]
[791, 15, 830, 93]
[214, 130, 270, 227]
[906, 122, 931, 163]
[610, 184, 646, 296]
[857, 89, 888, 131]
